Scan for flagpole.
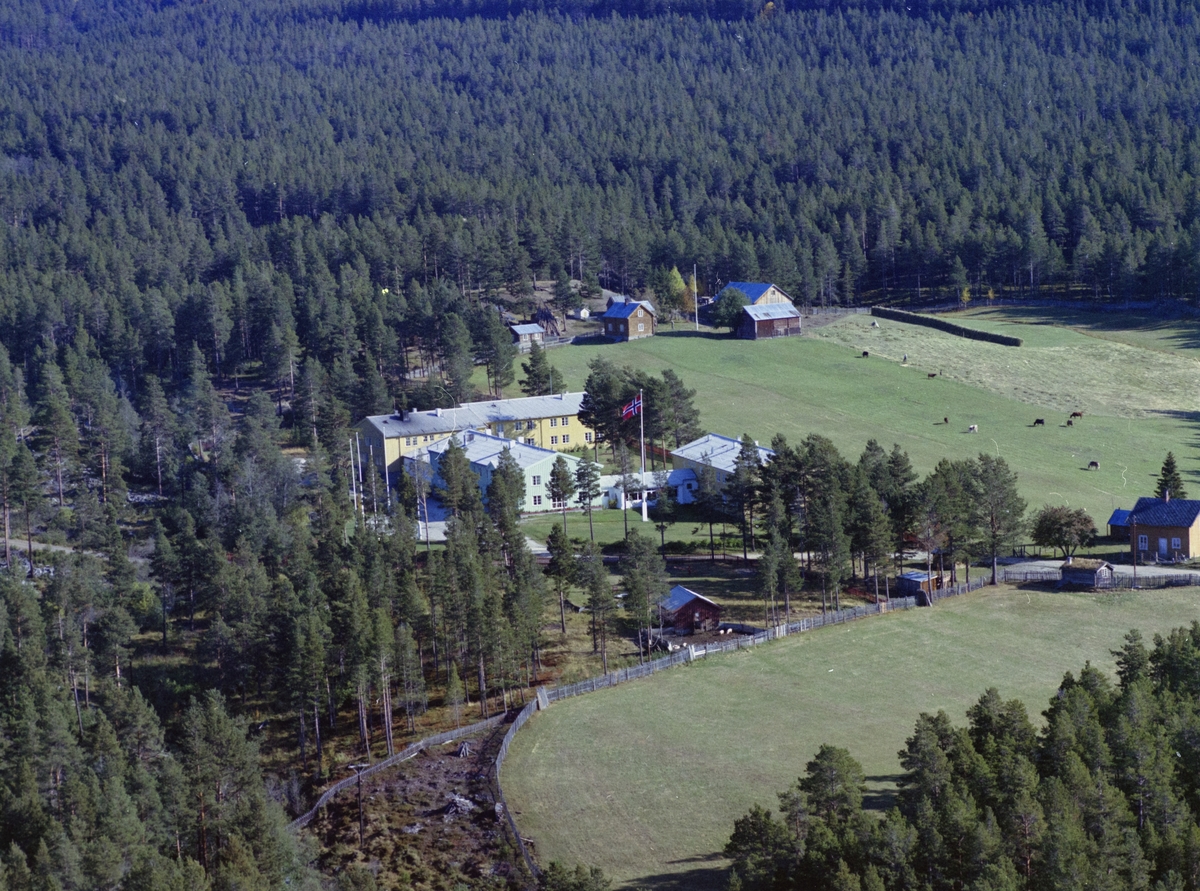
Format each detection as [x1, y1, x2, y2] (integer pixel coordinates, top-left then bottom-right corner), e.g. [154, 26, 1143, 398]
[639, 388, 648, 522]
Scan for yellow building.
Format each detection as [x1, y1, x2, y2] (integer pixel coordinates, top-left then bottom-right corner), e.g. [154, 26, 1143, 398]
[355, 392, 594, 475]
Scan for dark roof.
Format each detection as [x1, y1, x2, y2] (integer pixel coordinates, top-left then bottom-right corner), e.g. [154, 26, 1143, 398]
[602, 301, 655, 320]
[658, 585, 721, 615]
[1107, 508, 1132, 528]
[1129, 497, 1200, 528]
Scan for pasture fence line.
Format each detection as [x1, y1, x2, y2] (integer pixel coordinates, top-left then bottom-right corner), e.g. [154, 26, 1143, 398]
[1001, 567, 1200, 589]
[288, 714, 507, 831]
[492, 699, 541, 882]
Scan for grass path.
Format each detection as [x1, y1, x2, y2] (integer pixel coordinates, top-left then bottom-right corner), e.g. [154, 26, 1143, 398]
[503, 587, 1200, 889]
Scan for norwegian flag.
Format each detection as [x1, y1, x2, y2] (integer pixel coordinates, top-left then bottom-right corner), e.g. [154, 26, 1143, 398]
[620, 394, 642, 420]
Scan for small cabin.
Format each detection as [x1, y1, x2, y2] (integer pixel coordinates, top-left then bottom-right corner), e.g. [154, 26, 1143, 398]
[1060, 558, 1115, 589]
[896, 571, 943, 605]
[1106, 508, 1131, 541]
[510, 323, 545, 352]
[738, 303, 802, 340]
[657, 585, 722, 634]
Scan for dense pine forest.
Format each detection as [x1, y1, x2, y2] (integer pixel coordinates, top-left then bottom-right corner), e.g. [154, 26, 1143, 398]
[726, 627, 1200, 891]
[2, 0, 1200, 888]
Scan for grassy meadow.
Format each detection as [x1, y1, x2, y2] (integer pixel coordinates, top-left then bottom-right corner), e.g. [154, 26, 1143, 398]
[519, 311, 1200, 527]
[503, 586, 1200, 889]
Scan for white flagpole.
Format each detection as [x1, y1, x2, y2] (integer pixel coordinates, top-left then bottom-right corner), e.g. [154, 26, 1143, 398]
[349, 439, 358, 516]
[639, 389, 648, 522]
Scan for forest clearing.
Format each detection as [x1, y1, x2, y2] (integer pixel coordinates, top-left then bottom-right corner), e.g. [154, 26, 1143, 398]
[502, 586, 1200, 889]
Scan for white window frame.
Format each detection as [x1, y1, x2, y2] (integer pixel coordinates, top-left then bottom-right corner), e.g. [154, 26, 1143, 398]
[560, 416, 569, 425]
[1172, 537, 1182, 551]
[562, 434, 570, 444]
[531, 475, 541, 486]
[550, 417, 558, 427]
[1138, 534, 1149, 550]
[585, 432, 593, 442]
[551, 435, 558, 445]
[638, 323, 645, 332]
[532, 495, 543, 506]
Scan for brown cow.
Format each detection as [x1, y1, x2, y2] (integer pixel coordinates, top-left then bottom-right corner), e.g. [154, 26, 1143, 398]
[1070, 411, 1083, 419]
[928, 373, 937, 378]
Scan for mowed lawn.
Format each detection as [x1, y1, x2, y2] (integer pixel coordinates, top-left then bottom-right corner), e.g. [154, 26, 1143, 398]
[522, 313, 1200, 525]
[502, 587, 1200, 889]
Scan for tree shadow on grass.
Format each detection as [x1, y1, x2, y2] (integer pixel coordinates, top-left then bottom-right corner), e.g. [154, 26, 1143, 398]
[656, 329, 727, 340]
[633, 855, 728, 891]
[864, 774, 905, 813]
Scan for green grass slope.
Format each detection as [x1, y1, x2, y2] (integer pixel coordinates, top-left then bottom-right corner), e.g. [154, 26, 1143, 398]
[503, 587, 1200, 889]
[530, 313, 1200, 525]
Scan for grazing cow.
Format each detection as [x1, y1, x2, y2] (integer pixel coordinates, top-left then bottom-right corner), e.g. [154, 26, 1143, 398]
[1088, 460, 1099, 470]
[1033, 418, 1045, 426]
[928, 373, 937, 378]
[943, 417, 949, 425]
[862, 351, 869, 358]
[1070, 411, 1083, 419]
[1067, 419, 1073, 427]
[968, 424, 978, 433]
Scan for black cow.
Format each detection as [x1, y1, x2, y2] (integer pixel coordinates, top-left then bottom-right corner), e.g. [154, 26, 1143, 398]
[1033, 418, 1045, 426]
[1088, 460, 1099, 470]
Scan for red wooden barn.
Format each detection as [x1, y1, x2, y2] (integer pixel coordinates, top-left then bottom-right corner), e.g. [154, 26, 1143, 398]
[657, 585, 723, 634]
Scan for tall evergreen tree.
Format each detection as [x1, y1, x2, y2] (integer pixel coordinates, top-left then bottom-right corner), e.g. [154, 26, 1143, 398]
[1155, 452, 1187, 500]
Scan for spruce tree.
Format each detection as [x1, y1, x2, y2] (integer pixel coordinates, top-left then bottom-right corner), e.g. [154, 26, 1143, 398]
[1155, 451, 1186, 500]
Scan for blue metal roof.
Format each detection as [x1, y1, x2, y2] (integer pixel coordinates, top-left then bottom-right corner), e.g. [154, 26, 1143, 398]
[723, 282, 774, 303]
[510, 323, 544, 336]
[1107, 508, 1132, 527]
[1129, 497, 1200, 528]
[603, 301, 654, 319]
[899, 571, 936, 582]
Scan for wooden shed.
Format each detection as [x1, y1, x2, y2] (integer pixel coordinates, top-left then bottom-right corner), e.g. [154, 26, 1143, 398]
[738, 303, 803, 340]
[509, 323, 545, 352]
[657, 585, 722, 634]
[1060, 558, 1115, 589]
[896, 571, 943, 605]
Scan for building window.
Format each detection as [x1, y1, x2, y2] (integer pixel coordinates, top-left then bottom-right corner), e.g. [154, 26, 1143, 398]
[562, 435, 570, 444]
[1138, 534, 1148, 550]
[585, 432, 593, 442]
[552, 499, 566, 510]
[1172, 537, 1182, 550]
[550, 418, 558, 427]
[638, 323, 644, 332]
[606, 322, 612, 332]
[532, 475, 541, 486]
[533, 495, 543, 506]
[550, 436, 558, 445]
[560, 416, 568, 425]
[526, 420, 535, 430]
[525, 437, 535, 445]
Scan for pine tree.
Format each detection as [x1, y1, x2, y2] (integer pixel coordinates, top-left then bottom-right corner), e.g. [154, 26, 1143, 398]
[574, 458, 603, 542]
[548, 455, 577, 535]
[520, 341, 563, 397]
[1155, 452, 1186, 500]
[445, 662, 464, 728]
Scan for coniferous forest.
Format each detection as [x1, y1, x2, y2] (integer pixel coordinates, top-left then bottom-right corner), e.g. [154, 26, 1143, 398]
[2, 0, 1200, 888]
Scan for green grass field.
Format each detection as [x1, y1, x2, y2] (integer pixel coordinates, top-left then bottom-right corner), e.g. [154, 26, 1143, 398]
[503, 587, 1200, 889]
[517, 312, 1200, 527]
